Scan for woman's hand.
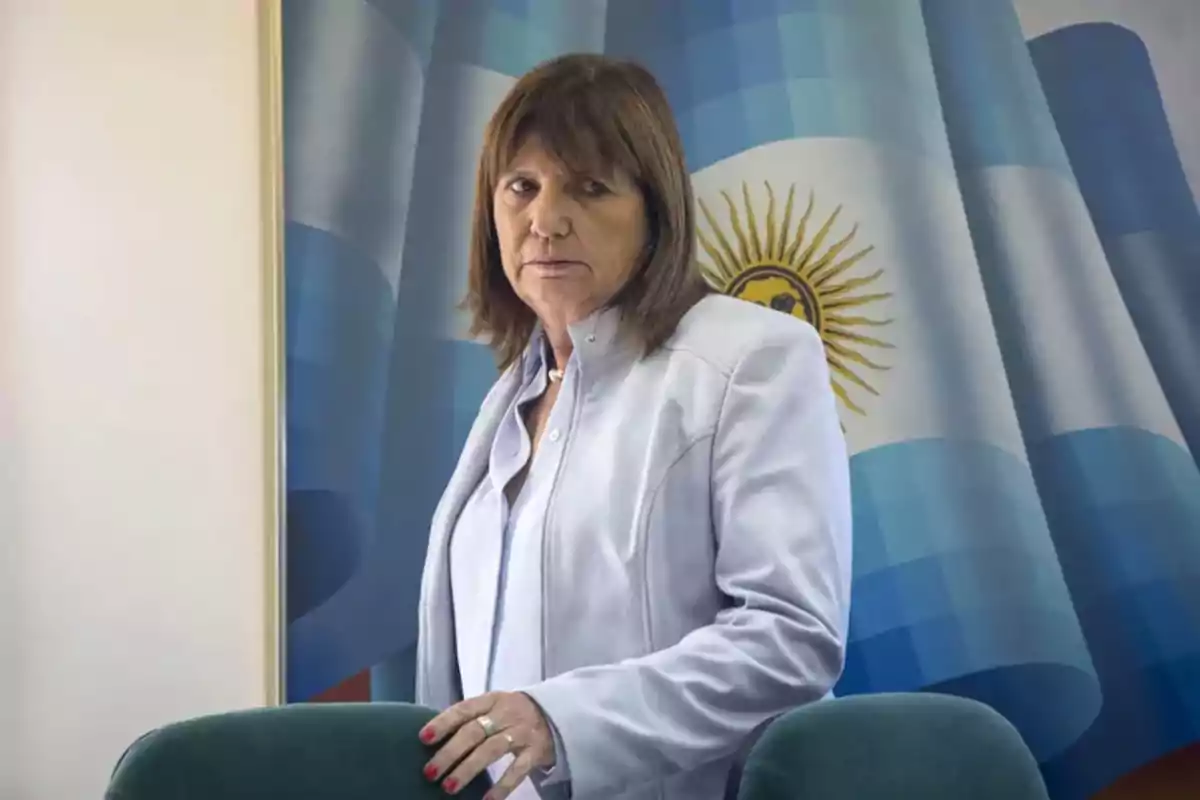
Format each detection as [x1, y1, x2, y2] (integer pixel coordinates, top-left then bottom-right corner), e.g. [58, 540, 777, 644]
[420, 690, 556, 798]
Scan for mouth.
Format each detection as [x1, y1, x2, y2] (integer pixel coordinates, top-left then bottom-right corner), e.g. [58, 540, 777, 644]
[524, 259, 586, 274]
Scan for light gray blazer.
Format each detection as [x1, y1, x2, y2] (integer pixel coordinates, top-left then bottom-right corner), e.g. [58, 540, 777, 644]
[416, 294, 853, 800]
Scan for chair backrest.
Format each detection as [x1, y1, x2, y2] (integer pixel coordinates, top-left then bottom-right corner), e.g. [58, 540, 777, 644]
[738, 692, 1050, 800]
[104, 702, 491, 800]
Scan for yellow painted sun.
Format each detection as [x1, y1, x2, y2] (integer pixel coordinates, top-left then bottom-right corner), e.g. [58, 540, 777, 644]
[698, 182, 894, 416]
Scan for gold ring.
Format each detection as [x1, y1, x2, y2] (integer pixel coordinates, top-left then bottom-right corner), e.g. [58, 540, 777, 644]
[475, 715, 498, 737]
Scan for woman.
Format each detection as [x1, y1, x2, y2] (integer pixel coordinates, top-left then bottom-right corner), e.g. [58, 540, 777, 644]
[415, 53, 852, 800]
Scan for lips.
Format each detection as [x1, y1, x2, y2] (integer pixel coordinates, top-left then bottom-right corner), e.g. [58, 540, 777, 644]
[524, 259, 586, 275]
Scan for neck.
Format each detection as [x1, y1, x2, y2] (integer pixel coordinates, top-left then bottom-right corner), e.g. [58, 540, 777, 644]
[543, 326, 574, 373]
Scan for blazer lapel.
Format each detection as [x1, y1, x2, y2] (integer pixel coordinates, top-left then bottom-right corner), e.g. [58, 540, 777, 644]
[416, 359, 526, 707]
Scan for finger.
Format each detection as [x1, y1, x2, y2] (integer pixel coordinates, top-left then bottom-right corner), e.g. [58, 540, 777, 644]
[441, 731, 516, 795]
[423, 720, 487, 783]
[483, 751, 537, 800]
[420, 693, 496, 745]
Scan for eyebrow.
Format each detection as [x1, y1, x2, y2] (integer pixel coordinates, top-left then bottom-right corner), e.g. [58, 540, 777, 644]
[499, 163, 621, 185]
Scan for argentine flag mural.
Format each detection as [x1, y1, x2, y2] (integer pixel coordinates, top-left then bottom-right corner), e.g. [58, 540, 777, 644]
[281, 1, 1200, 798]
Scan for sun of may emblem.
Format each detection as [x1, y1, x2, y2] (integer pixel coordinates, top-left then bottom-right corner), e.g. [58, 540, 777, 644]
[697, 182, 894, 416]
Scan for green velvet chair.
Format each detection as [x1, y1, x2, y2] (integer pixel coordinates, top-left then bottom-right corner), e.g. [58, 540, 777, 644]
[104, 702, 491, 800]
[738, 692, 1050, 800]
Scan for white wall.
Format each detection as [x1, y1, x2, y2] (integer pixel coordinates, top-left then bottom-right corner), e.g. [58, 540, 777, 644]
[0, 2, 273, 798]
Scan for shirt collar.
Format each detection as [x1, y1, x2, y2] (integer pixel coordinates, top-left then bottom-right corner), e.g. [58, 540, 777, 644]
[520, 304, 633, 384]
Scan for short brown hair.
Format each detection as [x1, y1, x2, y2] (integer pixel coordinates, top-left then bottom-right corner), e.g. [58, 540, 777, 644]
[463, 53, 711, 370]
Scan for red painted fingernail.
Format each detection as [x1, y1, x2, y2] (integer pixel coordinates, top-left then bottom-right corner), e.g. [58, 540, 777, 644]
[444, 778, 459, 793]
[423, 764, 438, 780]
[420, 727, 435, 743]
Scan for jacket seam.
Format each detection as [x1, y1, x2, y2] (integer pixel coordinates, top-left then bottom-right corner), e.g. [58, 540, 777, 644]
[708, 341, 751, 533]
[639, 339, 747, 654]
[638, 428, 717, 655]
[658, 340, 736, 380]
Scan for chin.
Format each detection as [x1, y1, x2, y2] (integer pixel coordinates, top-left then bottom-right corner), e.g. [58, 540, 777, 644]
[526, 292, 599, 324]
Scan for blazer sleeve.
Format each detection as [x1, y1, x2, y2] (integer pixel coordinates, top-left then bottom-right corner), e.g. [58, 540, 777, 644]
[522, 320, 854, 799]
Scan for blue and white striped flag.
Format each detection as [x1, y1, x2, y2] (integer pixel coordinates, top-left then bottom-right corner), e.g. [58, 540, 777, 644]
[282, 0, 440, 701]
[283, 3, 1200, 797]
[924, 3, 1200, 795]
[926, 2, 1200, 795]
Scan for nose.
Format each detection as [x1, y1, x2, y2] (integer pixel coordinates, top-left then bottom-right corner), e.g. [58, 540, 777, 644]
[528, 187, 571, 240]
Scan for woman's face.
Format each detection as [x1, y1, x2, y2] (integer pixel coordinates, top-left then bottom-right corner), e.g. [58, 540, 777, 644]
[493, 136, 648, 332]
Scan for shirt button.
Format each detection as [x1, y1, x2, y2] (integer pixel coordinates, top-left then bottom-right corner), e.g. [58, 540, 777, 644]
[548, 429, 561, 443]
[586, 334, 596, 343]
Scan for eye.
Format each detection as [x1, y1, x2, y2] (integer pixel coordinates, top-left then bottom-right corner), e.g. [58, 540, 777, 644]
[506, 177, 537, 196]
[579, 179, 610, 197]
